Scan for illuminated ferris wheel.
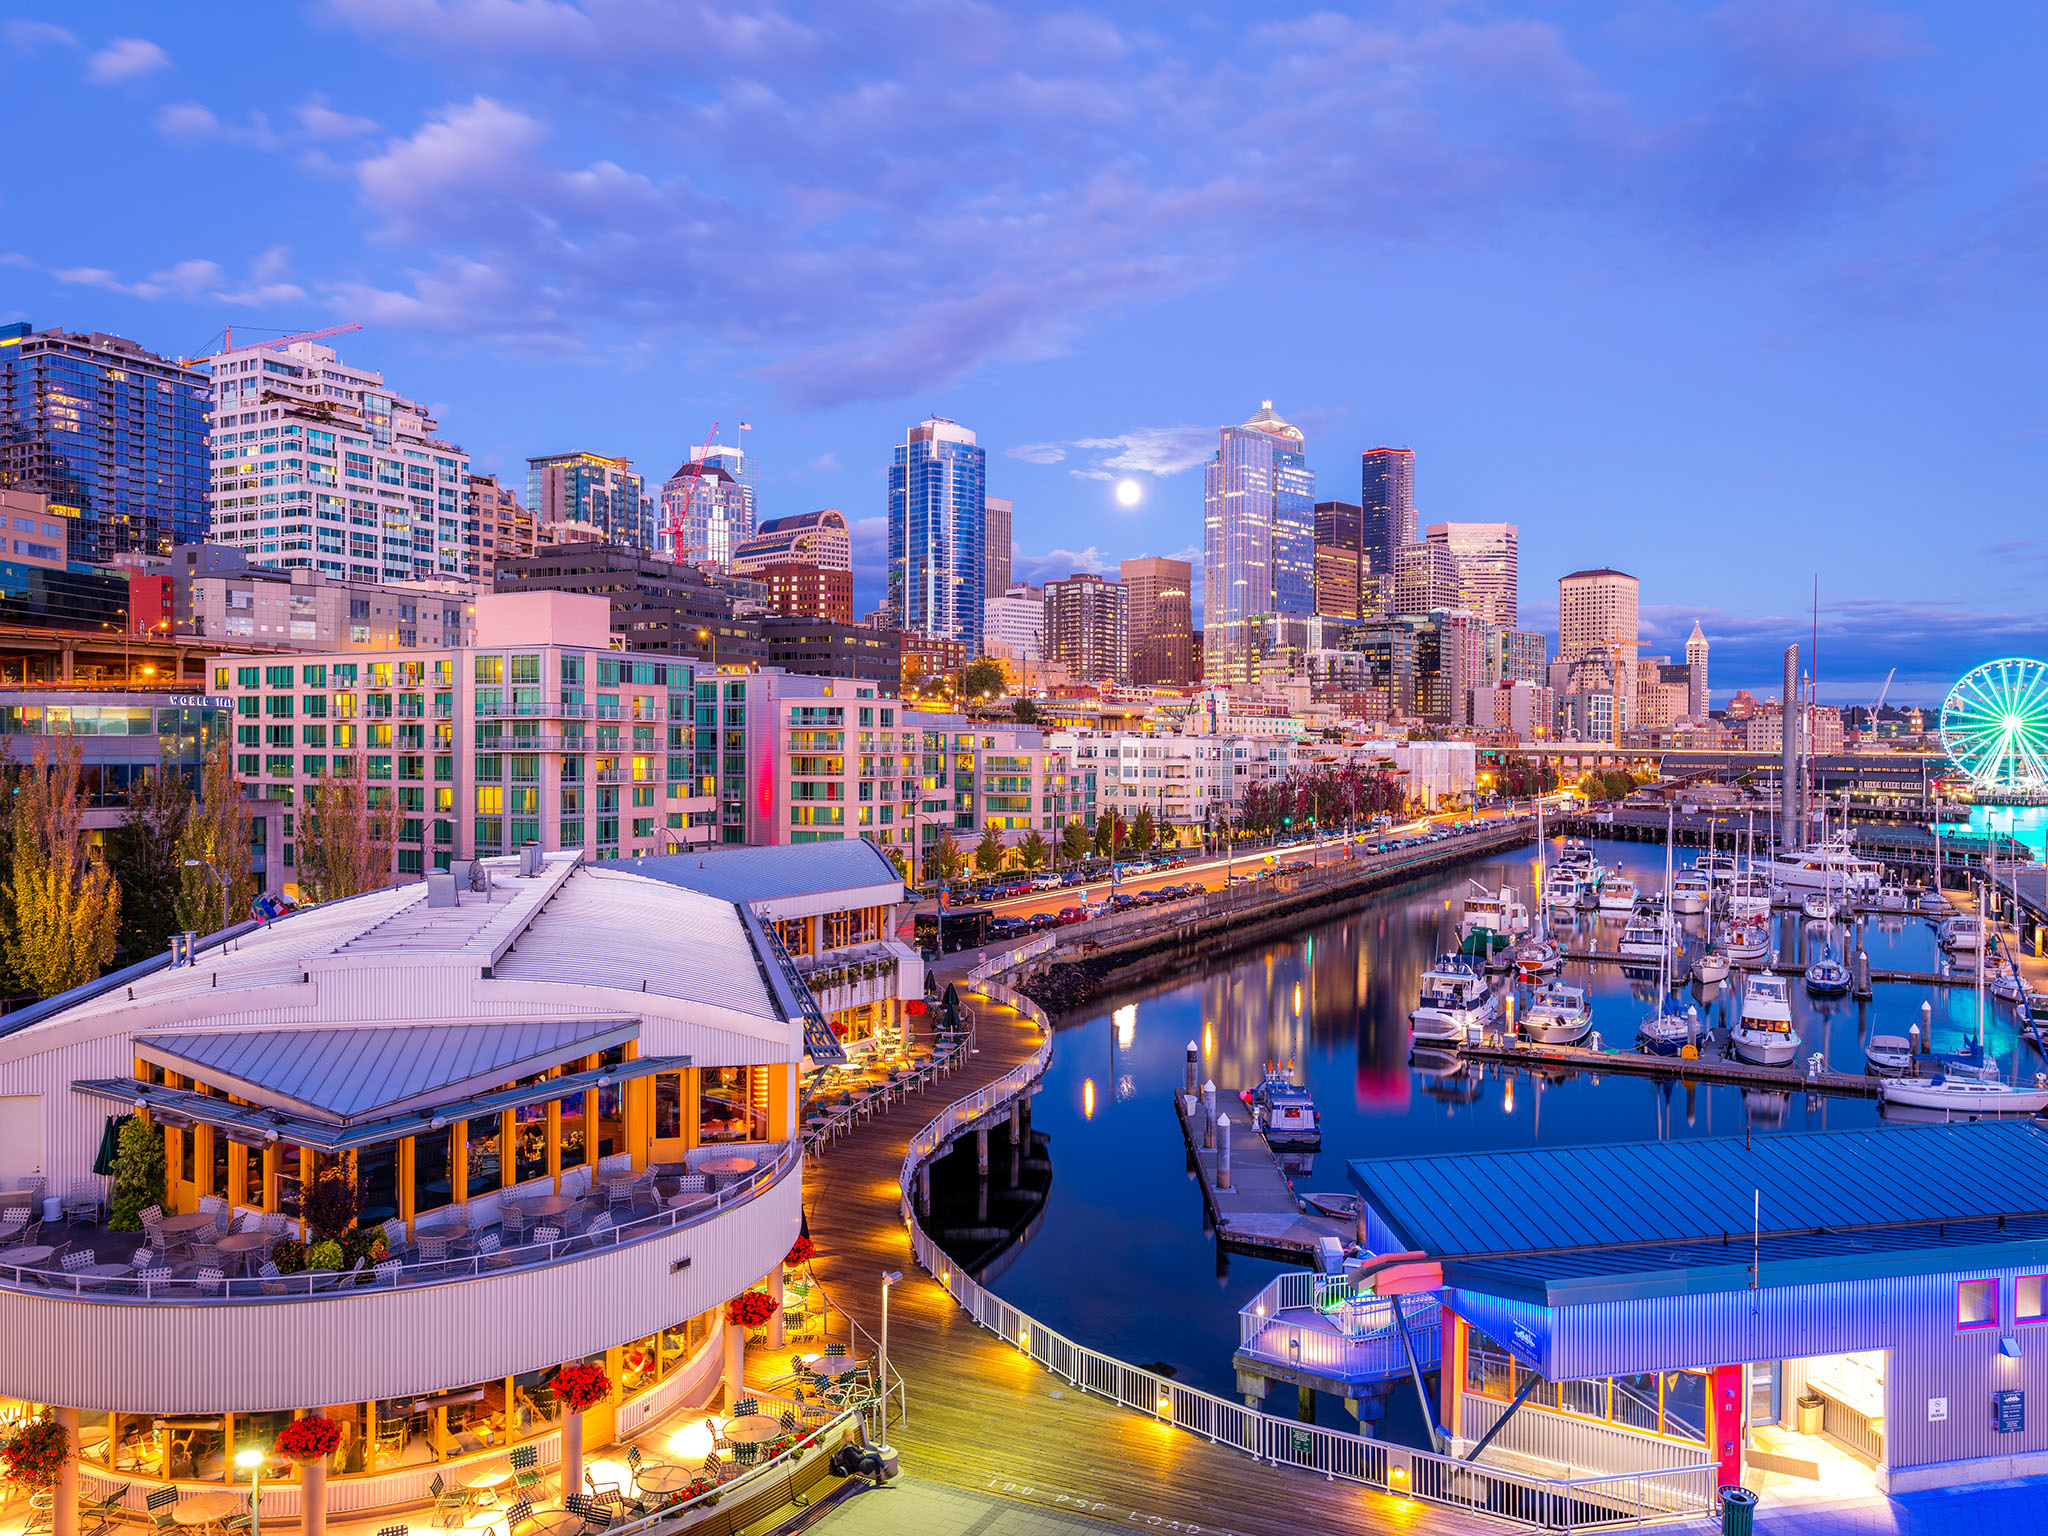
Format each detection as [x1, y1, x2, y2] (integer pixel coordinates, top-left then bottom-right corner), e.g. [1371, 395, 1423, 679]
[1940, 658, 2048, 797]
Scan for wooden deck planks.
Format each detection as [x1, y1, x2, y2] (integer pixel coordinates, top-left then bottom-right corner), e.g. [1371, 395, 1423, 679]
[795, 994, 1499, 1536]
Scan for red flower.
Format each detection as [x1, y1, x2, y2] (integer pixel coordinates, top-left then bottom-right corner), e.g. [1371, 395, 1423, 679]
[552, 1362, 612, 1413]
[725, 1290, 780, 1327]
[784, 1236, 815, 1268]
[275, 1417, 344, 1464]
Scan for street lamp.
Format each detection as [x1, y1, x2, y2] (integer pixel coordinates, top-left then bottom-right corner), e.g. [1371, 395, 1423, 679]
[879, 1269, 903, 1439]
[696, 626, 717, 673]
[235, 1447, 264, 1536]
[183, 858, 233, 934]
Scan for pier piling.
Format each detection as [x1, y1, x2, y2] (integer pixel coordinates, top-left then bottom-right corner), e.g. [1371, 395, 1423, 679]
[1217, 1113, 1232, 1190]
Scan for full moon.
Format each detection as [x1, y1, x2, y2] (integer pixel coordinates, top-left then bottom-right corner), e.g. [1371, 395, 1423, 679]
[1114, 478, 1143, 507]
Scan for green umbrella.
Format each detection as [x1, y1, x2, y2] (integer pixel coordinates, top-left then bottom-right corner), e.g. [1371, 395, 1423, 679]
[941, 982, 962, 1034]
[92, 1114, 129, 1177]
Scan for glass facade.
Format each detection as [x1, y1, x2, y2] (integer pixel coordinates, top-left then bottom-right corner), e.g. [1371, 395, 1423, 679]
[887, 419, 985, 653]
[1203, 406, 1313, 685]
[0, 323, 211, 564]
[0, 695, 226, 804]
[1360, 446, 1415, 615]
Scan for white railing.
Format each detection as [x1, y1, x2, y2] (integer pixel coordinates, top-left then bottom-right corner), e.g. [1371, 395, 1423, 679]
[1461, 1392, 1719, 1507]
[887, 962, 1713, 1530]
[1236, 1272, 1439, 1381]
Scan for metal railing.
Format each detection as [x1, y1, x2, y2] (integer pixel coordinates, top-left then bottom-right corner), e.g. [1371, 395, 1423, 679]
[1236, 1272, 1439, 1381]
[887, 952, 1713, 1530]
[2, 1141, 799, 1306]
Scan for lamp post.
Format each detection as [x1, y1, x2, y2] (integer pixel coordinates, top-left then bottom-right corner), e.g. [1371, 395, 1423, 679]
[880, 1269, 903, 1439]
[696, 626, 717, 674]
[235, 1448, 264, 1536]
[183, 857, 232, 934]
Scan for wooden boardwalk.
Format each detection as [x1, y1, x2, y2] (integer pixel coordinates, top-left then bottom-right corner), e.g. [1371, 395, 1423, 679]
[797, 983, 1497, 1536]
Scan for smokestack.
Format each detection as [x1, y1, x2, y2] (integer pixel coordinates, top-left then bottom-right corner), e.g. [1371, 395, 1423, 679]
[1782, 644, 1801, 850]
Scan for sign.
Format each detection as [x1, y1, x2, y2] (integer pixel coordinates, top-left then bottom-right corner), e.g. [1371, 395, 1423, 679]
[1996, 1391, 2025, 1434]
[1288, 1428, 1314, 1462]
[1928, 1397, 1948, 1422]
[167, 695, 232, 709]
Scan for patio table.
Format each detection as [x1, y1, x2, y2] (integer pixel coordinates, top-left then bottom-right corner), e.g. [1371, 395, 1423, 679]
[216, 1232, 270, 1272]
[697, 1156, 757, 1177]
[632, 1464, 697, 1495]
[514, 1194, 577, 1219]
[812, 1357, 866, 1380]
[721, 1415, 780, 1446]
[172, 1492, 241, 1526]
[0, 1189, 42, 1209]
[525, 1512, 583, 1536]
[0, 1245, 55, 1267]
[159, 1212, 219, 1236]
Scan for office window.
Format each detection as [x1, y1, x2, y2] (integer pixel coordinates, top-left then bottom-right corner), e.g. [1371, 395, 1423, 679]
[1959, 1279, 1998, 1329]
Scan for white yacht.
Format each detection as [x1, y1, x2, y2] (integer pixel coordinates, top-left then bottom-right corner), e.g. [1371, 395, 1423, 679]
[1731, 973, 1798, 1065]
[1764, 840, 1882, 897]
[1409, 955, 1500, 1046]
[1879, 1064, 2048, 1116]
[1669, 871, 1711, 915]
[1597, 875, 1639, 912]
[1939, 916, 1981, 952]
[1617, 914, 1675, 962]
[1728, 873, 1777, 919]
[1458, 884, 1530, 955]
[1698, 852, 1740, 887]
[1520, 981, 1592, 1045]
[1802, 891, 1839, 923]
[1694, 945, 1731, 986]
[1864, 1035, 1913, 1075]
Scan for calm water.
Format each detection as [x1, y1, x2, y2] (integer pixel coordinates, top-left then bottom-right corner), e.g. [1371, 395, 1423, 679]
[1968, 804, 2048, 860]
[932, 835, 2045, 1424]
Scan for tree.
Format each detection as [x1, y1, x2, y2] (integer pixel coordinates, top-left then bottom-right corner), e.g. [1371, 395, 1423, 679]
[960, 657, 1007, 703]
[883, 846, 910, 882]
[1126, 806, 1156, 853]
[106, 769, 190, 964]
[1059, 819, 1090, 864]
[175, 740, 254, 934]
[3, 736, 121, 998]
[1093, 810, 1124, 857]
[108, 1114, 166, 1232]
[1011, 696, 1040, 725]
[1015, 829, 1049, 871]
[298, 761, 398, 904]
[936, 831, 968, 882]
[973, 824, 1006, 875]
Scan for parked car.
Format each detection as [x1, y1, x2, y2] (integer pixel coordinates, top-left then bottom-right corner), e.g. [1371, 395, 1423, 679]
[1031, 874, 1062, 891]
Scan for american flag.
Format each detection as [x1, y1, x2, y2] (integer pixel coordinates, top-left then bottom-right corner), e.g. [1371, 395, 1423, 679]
[737, 421, 753, 430]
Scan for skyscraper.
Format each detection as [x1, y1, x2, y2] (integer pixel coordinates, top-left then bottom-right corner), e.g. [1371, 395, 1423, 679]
[1686, 620, 1710, 719]
[1121, 555, 1194, 686]
[730, 509, 852, 574]
[528, 453, 655, 550]
[1313, 500, 1363, 621]
[660, 457, 752, 569]
[984, 496, 1013, 599]
[1425, 521, 1518, 628]
[887, 417, 985, 653]
[1360, 446, 1415, 610]
[1202, 401, 1314, 685]
[463, 473, 534, 584]
[1392, 541, 1459, 617]
[206, 336, 468, 582]
[1045, 572, 1128, 685]
[1558, 567, 1640, 726]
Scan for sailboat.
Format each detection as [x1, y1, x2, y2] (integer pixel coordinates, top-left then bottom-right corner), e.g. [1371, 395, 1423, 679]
[1637, 806, 1701, 1055]
[1881, 959, 2048, 1114]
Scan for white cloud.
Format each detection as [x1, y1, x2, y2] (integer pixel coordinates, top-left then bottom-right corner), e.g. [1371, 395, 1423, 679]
[5, 21, 76, 52]
[87, 36, 168, 84]
[155, 102, 279, 149]
[296, 95, 379, 140]
[1072, 426, 1216, 476]
[807, 451, 841, 473]
[1005, 442, 1067, 465]
[1014, 545, 1110, 583]
[0, 253, 34, 270]
[48, 251, 308, 307]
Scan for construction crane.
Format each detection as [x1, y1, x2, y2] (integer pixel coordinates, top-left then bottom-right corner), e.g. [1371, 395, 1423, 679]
[217, 320, 363, 355]
[1864, 667, 1897, 732]
[664, 421, 720, 565]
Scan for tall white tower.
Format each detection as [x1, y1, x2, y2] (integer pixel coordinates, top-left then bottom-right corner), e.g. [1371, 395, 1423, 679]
[1685, 620, 1709, 719]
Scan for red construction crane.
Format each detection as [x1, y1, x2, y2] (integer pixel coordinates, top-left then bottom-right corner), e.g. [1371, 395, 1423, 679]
[220, 320, 363, 354]
[664, 420, 720, 564]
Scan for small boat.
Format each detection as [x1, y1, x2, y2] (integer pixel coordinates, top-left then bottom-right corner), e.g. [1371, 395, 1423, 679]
[1875, 882, 1909, 913]
[1250, 1065, 1322, 1149]
[1918, 888, 1950, 914]
[1864, 1035, 1913, 1075]
[1723, 916, 1772, 961]
[1410, 954, 1500, 1045]
[1638, 993, 1702, 1056]
[1990, 969, 2048, 1011]
[1803, 957, 1851, 997]
[1731, 973, 1799, 1065]
[1801, 892, 1839, 923]
[1694, 946, 1731, 986]
[1669, 872, 1711, 915]
[1938, 916, 1981, 952]
[1597, 875, 1638, 912]
[1513, 936, 1562, 977]
[1764, 840, 1883, 897]
[1728, 874, 1775, 919]
[1521, 981, 1592, 1045]
[1555, 839, 1602, 884]
[1698, 852, 1740, 886]
[1617, 913, 1672, 959]
[1879, 1068, 2048, 1116]
[1458, 883, 1530, 955]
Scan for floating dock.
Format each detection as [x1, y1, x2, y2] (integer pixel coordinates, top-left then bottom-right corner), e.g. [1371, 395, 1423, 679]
[1455, 1035, 1882, 1097]
[1172, 1090, 1351, 1260]
[1558, 948, 1968, 990]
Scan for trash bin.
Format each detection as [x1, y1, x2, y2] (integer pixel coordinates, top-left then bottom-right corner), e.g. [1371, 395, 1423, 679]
[1796, 1392, 1824, 1435]
[1718, 1485, 1757, 1536]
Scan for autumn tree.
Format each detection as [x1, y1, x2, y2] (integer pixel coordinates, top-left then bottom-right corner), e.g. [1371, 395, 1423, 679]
[1011, 696, 1040, 725]
[936, 831, 967, 883]
[883, 845, 910, 883]
[959, 657, 1007, 703]
[175, 740, 254, 934]
[973, 824, 1006, 875]
[106, 768, 191, 963]
[1015, 830, 1049, 870]
[1126, 806, 1156, 854]
[298, 760, 398, 904]
[3, 736, 121, 997]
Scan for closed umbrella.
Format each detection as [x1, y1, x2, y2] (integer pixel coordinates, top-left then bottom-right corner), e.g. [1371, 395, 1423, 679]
[92, 1114, 130, 1177]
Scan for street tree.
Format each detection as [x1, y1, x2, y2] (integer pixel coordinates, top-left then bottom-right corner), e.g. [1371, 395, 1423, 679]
[1059, 819, 1091, 864]
[973, 824, 1006, 875]
[3, 736, 121, 997]
[106, 768, 190, 963]
[175, 740, 254, 934]
[1015, 830, 1049, 871]
[937, 831, 968, 882]
[298, 761, 398, 904]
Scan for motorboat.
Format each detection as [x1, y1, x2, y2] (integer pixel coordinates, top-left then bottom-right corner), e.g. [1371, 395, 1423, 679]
[1250, 1065, 1322, 1150]
[1723, 915, 1772, 962]
[1695, 946, 1731, 986]
[1554, 839, 1602, 885]
[1410, 954, 1500, 1045]
[1864, 1035, 1913, 1075]
[1638, 993, 1702, 1056]
[1698, 852, 1740, 887]
[1803, 956, 1852, 997]
[1521, 981, 1592, 1045]
[1938, 916, 1981, 952]
[1731, 973, 1798, 1065]
[1618, 914, 1675, 962]
[1597, 875, 1638, 913]
[1989, 964, 2048, 1013]
[1918, 888, 1950, 914]
[1879, 1067, 2048, 1116]
[1458, 884, 1530, 955]
[1801, 892, 1839, 923]
[1669, 872, 1712, 915]
[1764, 840, 1882, 897]
[1728, 874, 1776, 919]
[1513, 936, 1563, 977]
[1875, 882, 1909, 913]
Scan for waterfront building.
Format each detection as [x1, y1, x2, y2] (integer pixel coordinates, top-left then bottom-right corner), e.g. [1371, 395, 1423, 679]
[1053, 729, 1291, 842]
[166, 543, 472, 653]
[754, 562, 854, 625]
[528, 453, 656, 552]
[1351, 1120, 2048, 1496]
[493, 544, 766, 670]
[205, 338, 465, 583]
[0, 849, 813, 1517]
[0, 323, 211, 565]
[210, 591, 717, 881]
[1743, 702, 1844, 755]
[983, 583, 1045, 666]
[758, 617, 901, 687]
[1360, 446, 1415, 603]
[1391, 541, 1459, 618]
[1313, 500, 1365, 622]
[1045, 573, 1128, 687]
[660, 456, 752, 570]
[1202, 402, 1314, 687]
[984, 496, 1013, 599]
[730, 509, 851, 577]
[1686, 620, 1710, 717]
[1425, 521, 1518, 628]
[1121, 557, 1194, 689]
[462, 473, 535, 585]
[1558, 567, 1640, 710]
[887, 417, 985, 654]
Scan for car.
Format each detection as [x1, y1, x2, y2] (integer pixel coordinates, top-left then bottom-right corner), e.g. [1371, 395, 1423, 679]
[987, 915, 1022, 939]
[1056, 905, 1086, 925]
[1031, 874, 1062, 891]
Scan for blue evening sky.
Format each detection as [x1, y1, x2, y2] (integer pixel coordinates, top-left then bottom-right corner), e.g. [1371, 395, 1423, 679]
[4, 1, 2045, 701]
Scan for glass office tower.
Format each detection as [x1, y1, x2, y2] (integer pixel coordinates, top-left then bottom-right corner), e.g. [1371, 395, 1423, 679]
[887, 418, 985, 654]
[1202, 401, 1314, 685]
[1360, 446, 1416, 616]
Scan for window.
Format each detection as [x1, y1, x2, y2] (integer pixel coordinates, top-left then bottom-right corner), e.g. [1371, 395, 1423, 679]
[2020, 1275, 2046, 1324]
[1960, 1278, 1998, 1329]
[654, 1074, 683, 1140]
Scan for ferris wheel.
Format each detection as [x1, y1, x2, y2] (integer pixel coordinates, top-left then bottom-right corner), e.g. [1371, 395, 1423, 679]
[1940, 658, 2048, 796]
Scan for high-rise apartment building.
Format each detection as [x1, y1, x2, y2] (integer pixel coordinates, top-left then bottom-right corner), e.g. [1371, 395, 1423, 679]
[1121, 555, 1194, 687]
[1487, 627, 1550, 686]
[527, 453, 655, 550]
[1313, 500, 1364, 621]
[1686, 620, 1710, 719]
[0, 323, 211, 565]
[167, 541, 471, 651]
[1360, 446, 1415, 606]
[660, 452, 754, 570]
[983, 583, 1045, 663]
[463, 473, 535, 584]
[1045, 573, 1128, 686]
[1202, 401, 1314, 685]
[756, 562, 854, 624]
[1425, 521, 1518, 628]
[1392, 541, 1459, 617]
[887, 417, 985, 654]
[204, 337, 468, 583]
[984, 496, 1013, 599]
[730, 509, 851, 575]
[1558, 567, 1641, 712]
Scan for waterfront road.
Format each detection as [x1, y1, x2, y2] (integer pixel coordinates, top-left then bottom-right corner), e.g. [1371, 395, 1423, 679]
[795, 973, 1501, 1536]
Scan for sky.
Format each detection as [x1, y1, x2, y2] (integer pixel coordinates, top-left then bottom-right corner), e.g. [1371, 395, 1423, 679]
[4, 0, 2047, 704]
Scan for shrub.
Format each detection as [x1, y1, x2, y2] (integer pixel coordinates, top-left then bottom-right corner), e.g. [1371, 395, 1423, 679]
[307, 1239, 344, 1272]
[270, 1238, 307, 1273]
[107, 1116, 165, 1232]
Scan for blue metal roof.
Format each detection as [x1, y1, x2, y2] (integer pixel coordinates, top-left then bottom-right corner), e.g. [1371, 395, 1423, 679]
[634, 840, 901, 907]
[1349, 1120, 2048, 1262]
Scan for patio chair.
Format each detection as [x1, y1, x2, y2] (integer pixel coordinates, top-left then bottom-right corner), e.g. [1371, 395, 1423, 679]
[375, 1525, 408, 1536]
[578, 1506, 612, 1536]
[80, 1484, 131, 1536]
[729, 1396, 759, 1418]
[823, 1343, 848, 1358]
[778, 1409, 797, 1434]
[189, 1242, 223, 1272]
[581, 1212, 616, 1247]
[197, 1194, 226, 1221]
[373, 1258, 403, 1285]
[263, 1213, 295, 1237]
[699, 1452, 721, 1480]
[499, 1205, 531, 1243]
[257, 1261, 289, 1297]
[508, 1443, 547, 1501]
[60, 1249, 94, 1273]
[379, 1216, 411, 1256]
[428, 1473, 466, 1529]
[0, 1206, 32, 1244]
[562, 1495, 595, 1523]
[192, 1266, 226, 1297]
[731, 1443, 758, 1469]
[415, 1232, 454, 1262]
[500, 1501, 535, 1536]
[220, 1498, 254, 1536]
[63, 1179, 103, 1227]
[584, 1466, 621, 1500]
[532, 1225, 561, 1246]
[145, 1487, 180, 1533]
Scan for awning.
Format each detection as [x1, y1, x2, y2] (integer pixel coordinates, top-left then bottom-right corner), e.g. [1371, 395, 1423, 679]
[73, 1053, 695, 1155]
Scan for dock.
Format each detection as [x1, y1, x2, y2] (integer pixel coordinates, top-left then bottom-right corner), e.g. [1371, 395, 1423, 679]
[1559, 948, 1972, 990]
[1456, 1035, 1883, 1097]
[1171, 1088, 1352, 1260]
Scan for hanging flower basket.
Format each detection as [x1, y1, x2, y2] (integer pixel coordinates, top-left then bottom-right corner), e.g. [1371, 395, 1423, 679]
[784, 1236, 815, 1268]
[552, 1362, 611, 1413]
[275, 1416, 344, 1464]
[725, 1290, 780, 1328]
[0, 1417, 69, 1489]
